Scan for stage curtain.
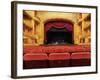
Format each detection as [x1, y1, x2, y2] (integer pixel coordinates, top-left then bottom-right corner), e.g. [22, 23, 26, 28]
[45, 21, 73, 32]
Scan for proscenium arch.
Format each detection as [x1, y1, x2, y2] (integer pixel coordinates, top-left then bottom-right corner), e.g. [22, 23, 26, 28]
[44, 18, 74, 44]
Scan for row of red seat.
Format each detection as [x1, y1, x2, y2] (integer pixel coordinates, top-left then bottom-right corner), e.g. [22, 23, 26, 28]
[23, 52, 91, 69]
[23, 45, 90, 53]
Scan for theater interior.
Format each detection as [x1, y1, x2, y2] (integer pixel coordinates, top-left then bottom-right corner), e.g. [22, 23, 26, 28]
[23, 10, 91, 69]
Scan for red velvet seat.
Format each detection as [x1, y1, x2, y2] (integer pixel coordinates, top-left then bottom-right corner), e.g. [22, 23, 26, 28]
[71, 52, 91, 66]
[23, 53, 48, 69]
[49, 53, 70, 67]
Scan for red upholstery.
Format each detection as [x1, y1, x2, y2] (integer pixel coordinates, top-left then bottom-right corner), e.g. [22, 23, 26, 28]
[24, 53, 48, 61]
[71, 52, 91, 66]
[24, 45, 90, 53]
[23, 53, 48, 69]
[49, 53, 70, 67]
[49, 53, 70, 60]
[71, 52, 90, 59]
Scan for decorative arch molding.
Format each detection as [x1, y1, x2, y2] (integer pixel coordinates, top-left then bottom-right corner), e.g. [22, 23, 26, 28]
[44, 18, 74, 25]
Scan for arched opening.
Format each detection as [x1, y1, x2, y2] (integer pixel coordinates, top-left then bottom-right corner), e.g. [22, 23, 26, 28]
[44, 19, 74, 45]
